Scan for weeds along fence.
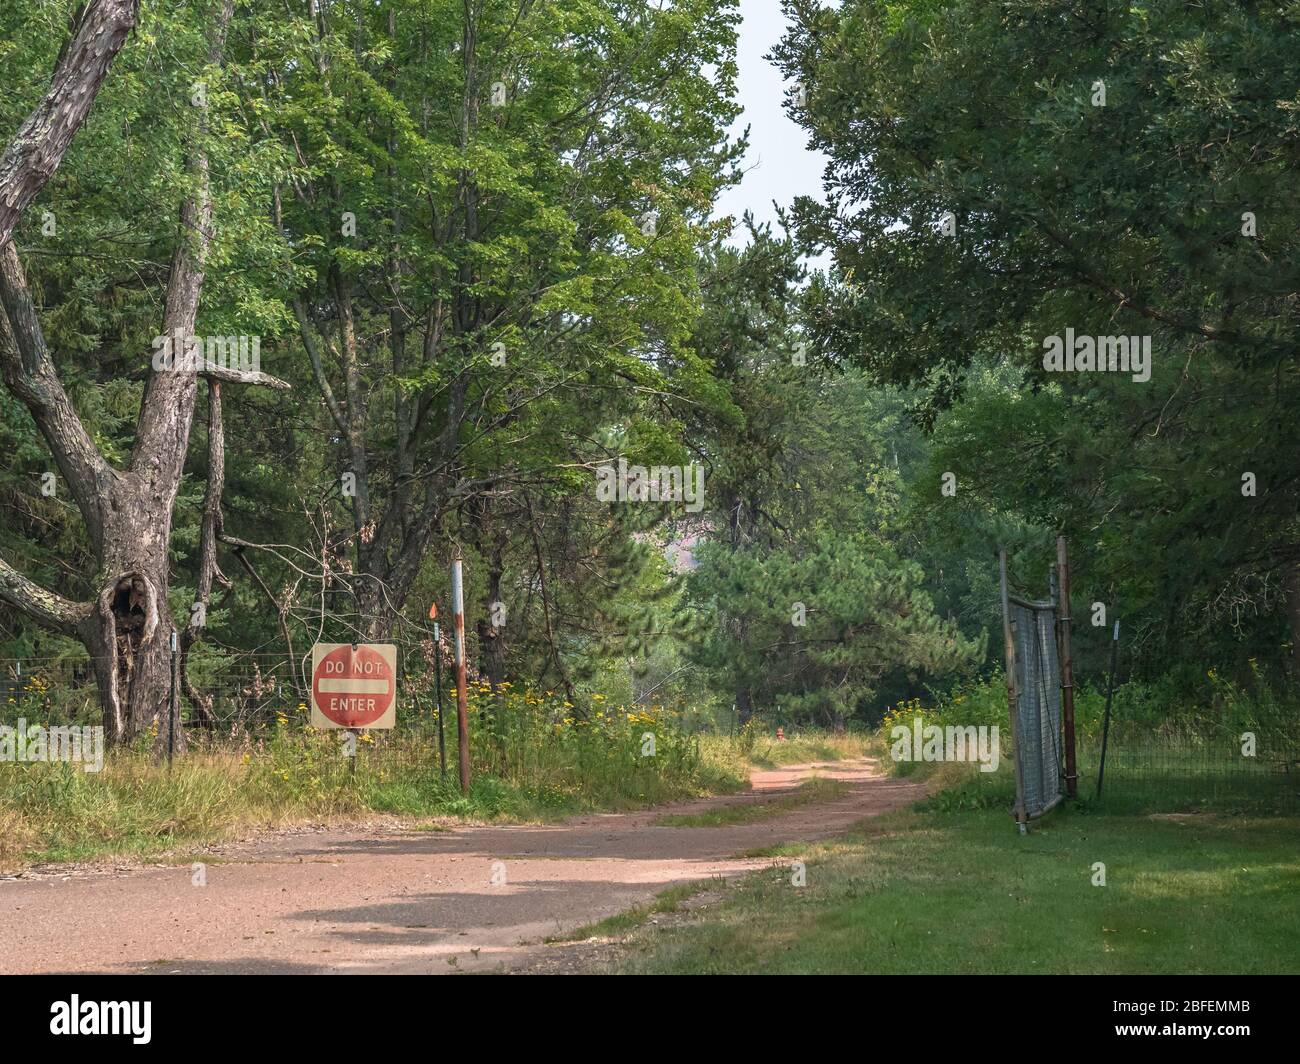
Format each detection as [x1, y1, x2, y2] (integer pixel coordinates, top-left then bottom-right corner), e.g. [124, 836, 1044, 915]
[890, 670, 1300, 816]
[0, 649, 720, 807]
[1, 647, 453, 767]
[1082, 718, 1300, 814]
[4, 650, 347, 731]
[1067, 665, 1300, 813]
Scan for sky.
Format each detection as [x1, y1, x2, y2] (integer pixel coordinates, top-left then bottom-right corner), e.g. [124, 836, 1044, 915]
[712, 1, 830, 264]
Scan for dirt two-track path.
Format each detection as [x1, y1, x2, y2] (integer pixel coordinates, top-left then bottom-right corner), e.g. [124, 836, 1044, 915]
[0, 758, 921, 974]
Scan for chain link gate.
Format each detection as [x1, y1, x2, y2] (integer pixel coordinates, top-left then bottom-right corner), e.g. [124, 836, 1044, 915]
[999, 551, 1067, 830]
[1007, 596, 1064, 820]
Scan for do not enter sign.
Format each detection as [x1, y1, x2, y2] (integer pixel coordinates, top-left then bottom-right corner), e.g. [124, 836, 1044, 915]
[310, 643, 398, 729]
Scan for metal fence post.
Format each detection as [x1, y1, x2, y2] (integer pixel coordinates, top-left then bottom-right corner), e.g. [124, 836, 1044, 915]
[1097, 620, 1120, 798]
[1000, 550, 1028, 833]
[1056, 536, 1078, 798]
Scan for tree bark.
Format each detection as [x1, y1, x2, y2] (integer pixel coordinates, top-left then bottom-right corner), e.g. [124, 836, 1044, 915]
[477, 549, 506, 687]
[735, 685, 753, 727]
[79, 545, 175, 748]
[0, 0, 234, 748]
[180, 379, 229, 728]
[526, 493, 577, 707]
[0, 0, 141, 248]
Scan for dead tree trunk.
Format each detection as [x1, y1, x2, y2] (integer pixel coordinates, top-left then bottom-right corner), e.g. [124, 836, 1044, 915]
[0, 0, 141, 247]
[0, 0, 271, 749]
[477, 556, 507, 688]
[80, 542, 175, 747]
[180, 377, 234, 728]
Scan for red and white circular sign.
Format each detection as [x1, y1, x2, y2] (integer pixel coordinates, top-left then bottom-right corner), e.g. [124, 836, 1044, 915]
[311, 644, 396, 728]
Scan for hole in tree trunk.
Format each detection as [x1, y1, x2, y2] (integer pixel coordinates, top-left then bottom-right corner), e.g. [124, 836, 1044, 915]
[95, 573, 160, 741]
[111, 577, 150, 634]
[111, 577, 150, 723]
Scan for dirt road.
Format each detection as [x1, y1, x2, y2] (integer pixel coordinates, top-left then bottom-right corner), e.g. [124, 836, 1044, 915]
[0, 758, 921, 974]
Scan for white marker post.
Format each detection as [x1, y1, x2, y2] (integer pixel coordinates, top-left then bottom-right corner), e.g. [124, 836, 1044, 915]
[451, 553, 471, 794]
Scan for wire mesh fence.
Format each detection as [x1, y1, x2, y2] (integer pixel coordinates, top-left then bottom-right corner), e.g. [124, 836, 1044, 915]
[0, 646, 482, 790]
[1082, 719, 1300, 813]
[0, 644, 449, 733]
[5, 650, 1300, 814]
[0, 648, 659, 783]
[0, 648, 722, 820]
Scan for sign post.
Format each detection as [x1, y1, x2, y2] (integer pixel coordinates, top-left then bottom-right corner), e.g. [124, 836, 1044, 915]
[452, 553, 471, 794]
[429, 601, 446, 777]
[310, 643, 398, 730]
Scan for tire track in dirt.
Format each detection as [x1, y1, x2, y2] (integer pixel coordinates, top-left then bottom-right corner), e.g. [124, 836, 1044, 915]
[0, 757, 922, 974]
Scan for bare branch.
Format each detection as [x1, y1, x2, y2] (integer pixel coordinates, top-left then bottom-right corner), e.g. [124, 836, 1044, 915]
[292, 296, 348, 433]
[0, 241, 115, 543]
[0, 551, 89, 636]
[200, 364, 291, 390]
[0, 0, 141, 247]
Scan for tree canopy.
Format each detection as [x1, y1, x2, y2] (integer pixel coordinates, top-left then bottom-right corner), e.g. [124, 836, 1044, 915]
[2, 0, 1298, 742]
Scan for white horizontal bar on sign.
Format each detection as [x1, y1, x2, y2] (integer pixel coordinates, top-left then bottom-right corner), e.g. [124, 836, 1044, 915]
[317, 678, 389, 693]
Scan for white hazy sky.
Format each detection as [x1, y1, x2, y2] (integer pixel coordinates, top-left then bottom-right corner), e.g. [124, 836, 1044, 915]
[713, 1, 830, 261]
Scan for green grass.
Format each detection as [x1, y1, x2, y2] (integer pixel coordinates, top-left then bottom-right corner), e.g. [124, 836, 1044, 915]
[611, 805, 1300, 974]
[588, 675, 1300, 973]
[653, 778, 848, 827]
